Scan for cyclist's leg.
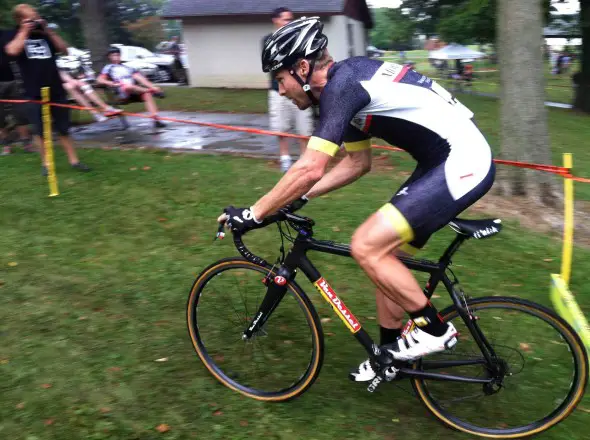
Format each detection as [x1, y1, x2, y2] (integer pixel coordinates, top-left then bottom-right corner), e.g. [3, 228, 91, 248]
[375, 245, 429, 344]
[351, 210, 428, 312]
[371, 166, 431, 342]
[351, 137, 494, 365]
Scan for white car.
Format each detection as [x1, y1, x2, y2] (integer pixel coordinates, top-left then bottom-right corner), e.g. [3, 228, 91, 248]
[122, 59, 159, 81]
[367, 45, 386, 58]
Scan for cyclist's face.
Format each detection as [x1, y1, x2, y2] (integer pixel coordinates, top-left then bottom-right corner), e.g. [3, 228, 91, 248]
[275, 69, 311, 110]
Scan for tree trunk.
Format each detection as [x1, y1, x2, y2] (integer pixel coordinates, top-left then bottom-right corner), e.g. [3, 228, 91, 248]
[496, 0, 559, 207]
[573, 0, 590, 113]
[79, 0, 110, 73]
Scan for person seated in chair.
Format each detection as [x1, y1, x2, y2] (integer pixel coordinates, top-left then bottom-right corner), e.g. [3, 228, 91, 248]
[59, 68, 122, 123]
[462, 63, 473, 87]
[96, 46, 166, 129]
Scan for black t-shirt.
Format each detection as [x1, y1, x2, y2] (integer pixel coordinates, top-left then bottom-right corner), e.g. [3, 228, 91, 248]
[1, 29, 65, 99]
[262, 33, 279, 92]
[0, 30, 16, 82]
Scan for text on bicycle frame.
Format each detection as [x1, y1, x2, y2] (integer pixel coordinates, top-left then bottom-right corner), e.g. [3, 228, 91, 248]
[314, 277, 361, 333]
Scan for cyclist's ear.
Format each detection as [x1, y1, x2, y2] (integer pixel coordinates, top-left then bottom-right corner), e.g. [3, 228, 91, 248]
[297, 59, 310, 77]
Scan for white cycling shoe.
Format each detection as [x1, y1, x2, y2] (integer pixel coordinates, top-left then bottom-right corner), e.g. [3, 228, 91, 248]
[349, 323, 458, 382]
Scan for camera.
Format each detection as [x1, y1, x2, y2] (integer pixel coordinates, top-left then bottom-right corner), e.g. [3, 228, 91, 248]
[24, 19, 44, 31]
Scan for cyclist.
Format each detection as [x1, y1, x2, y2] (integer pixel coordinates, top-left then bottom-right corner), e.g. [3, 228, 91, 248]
[218, 17, 495, 382]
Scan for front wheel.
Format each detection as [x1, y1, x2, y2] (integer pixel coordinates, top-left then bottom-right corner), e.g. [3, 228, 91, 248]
[187, 258, 324, 401]
[412, 296, 588, 438]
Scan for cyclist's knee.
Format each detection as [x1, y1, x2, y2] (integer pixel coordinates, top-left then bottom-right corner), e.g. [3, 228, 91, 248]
[351, 230, 379, 268]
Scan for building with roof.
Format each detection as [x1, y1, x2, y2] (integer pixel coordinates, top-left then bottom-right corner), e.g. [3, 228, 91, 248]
[162, 0, 373, 88]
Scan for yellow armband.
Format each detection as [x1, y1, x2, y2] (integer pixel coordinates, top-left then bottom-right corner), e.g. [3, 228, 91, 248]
[308, 136, 340, 157]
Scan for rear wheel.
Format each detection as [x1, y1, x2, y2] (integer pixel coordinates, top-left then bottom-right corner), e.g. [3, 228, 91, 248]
[412, 296, 588, 438]
[187, 258, 324, 401]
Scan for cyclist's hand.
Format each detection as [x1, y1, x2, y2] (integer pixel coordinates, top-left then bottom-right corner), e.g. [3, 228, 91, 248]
[283, 195, 308, 213]
[219, 206, 263, 235]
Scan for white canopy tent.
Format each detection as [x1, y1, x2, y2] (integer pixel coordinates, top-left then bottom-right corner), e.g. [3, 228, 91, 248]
[428, 43, 485, 61]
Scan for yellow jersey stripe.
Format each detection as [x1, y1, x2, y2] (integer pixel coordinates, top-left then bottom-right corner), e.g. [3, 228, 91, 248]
[308, 136, 340, 157]
[344, 139, 371, 152]
[378, 203, 415, 243]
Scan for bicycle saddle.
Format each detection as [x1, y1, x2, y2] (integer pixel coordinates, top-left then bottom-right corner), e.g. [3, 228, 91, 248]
[448, 218, 502, 239]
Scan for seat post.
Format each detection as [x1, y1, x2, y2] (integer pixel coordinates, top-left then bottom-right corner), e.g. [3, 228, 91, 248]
[439, 234, 468, 266]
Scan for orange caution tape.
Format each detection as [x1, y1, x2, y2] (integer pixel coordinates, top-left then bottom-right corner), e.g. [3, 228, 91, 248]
[1, 98, 588, 182]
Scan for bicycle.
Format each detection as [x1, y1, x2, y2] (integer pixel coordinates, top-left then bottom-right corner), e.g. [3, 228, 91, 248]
[187, 210, 588, 438]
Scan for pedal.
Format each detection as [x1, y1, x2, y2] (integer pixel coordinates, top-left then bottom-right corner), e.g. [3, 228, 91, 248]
[366, 365, 399, 393]
[383, 366, 400, 381]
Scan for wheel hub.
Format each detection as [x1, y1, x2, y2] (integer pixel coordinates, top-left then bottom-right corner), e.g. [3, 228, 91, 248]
[483, 358, 509, 395]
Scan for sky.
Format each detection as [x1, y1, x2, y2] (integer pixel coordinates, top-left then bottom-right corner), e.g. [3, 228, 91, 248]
[366, 0, 580, 14]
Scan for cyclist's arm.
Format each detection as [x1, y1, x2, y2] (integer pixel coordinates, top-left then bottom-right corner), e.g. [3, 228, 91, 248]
[252, 146, 332, 220]
[305, 149, 371, 199]
[252, 69, 371, 220]
[306, 126, 372, 199]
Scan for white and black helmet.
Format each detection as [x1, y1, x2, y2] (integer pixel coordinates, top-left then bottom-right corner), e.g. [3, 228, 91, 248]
[262, 16, 328, 73]
[262, 17, 328, 105]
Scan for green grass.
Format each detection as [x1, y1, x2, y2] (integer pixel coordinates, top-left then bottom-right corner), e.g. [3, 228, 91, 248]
[1, 149, 589, 439]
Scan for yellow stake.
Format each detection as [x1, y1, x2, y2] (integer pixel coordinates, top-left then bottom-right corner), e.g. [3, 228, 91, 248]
[41, 87, 59, 197]
[561, 153, 573, 284]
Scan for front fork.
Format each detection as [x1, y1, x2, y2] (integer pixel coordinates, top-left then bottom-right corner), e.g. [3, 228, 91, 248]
[241, 258, 398, 392]
[242, 264, 292, 340]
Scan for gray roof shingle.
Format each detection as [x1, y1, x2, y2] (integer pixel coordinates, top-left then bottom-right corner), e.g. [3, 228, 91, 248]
[162, 0, 346, 18]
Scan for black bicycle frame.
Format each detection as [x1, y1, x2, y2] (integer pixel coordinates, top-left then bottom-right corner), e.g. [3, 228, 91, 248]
[240, 228, 499, 385]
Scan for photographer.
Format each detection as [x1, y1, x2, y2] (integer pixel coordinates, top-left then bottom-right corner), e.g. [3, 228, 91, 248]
[2, 3, 90, 175]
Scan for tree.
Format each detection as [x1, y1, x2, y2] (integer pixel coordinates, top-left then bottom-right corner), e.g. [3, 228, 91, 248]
[370, 8, 416, 50]
[124, 16, 165, 50]
[402, 0, 554, 43]
[35, 0, 168, 50]
[0, 0, 28, 27]
[497, 0, 558, 206]
[38, 0, 84, 47]
[437, 0, 496, 44]
[400, 0, 457, 38]
[104, 0, 165, 47]
[573, 0, 590, 113]
[79, 0, 110, 71]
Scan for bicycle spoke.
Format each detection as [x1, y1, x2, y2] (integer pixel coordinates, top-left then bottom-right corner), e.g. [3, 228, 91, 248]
[415, 298, 586, 437]
[233, 273, 251, 321]
[191, 263, 320, 395]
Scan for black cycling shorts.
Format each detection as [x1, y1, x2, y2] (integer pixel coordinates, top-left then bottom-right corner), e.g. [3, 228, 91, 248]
[378, 121, 495, 255]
